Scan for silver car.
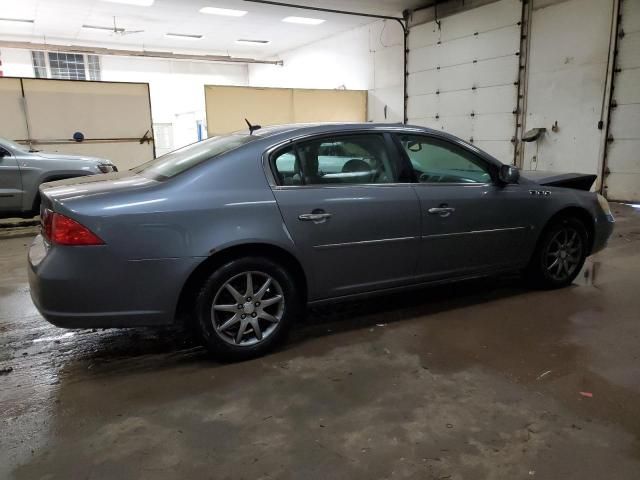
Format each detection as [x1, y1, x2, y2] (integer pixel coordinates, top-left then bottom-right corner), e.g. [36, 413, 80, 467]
[0, 137, 117, 218]
[27, 123, 615, 360]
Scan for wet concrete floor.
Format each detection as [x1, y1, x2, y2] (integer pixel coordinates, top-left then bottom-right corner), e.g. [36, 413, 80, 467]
[1, 204, 639, 479]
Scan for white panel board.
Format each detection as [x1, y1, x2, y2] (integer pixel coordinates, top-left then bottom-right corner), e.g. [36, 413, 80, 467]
[605, 173, 640, 202]
[475, 140, 513, 161]
[409, 26, 519, 74]
[22, 79, 153, 141]
[523, 0, 611, 180]
[408, 55, 518, 95]
[617, 32, 640, 70]
[614, 67, 640, 104]
[0, 78, 29, 140]
[2, 78, 155, 170]
[407, 0, 520, 164]
[473, 113, 515, 140]
[609, 104, 640, 139]
[605, 1, 640, 201]
[408, 0, 521, 49]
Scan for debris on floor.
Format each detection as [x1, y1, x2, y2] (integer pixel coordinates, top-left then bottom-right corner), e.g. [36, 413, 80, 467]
[536, 370, 552, 380]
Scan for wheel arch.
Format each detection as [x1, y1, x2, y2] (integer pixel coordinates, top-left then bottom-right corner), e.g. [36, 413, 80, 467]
[539, 206, 596, 254]
[175, 242, 308, 323]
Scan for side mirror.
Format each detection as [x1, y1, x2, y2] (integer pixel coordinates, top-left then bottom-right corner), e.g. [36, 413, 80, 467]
[499, 164, 520, 184]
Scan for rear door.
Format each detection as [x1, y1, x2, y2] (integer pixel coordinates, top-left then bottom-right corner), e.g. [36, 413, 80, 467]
[269, 132, 420, 300]
[394, 133, 531, 280]
[0, 146, 23, 212]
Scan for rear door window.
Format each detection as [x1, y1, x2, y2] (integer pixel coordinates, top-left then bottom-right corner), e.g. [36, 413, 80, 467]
[272, 134, 399, 186]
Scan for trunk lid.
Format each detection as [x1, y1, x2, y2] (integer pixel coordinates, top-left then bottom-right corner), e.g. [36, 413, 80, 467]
[39, 171, 159, 216]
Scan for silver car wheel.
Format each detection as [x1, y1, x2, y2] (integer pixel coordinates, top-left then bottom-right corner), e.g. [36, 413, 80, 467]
[544, 226, 583, 282]
[211, 271, 285, 347]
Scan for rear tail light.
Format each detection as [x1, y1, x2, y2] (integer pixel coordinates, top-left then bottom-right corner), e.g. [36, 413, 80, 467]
[41, 209, 104, 246]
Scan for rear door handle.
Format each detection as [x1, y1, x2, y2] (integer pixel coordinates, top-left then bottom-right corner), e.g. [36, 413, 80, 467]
[298, 212, 332, 222]
[428, 207, 455, 217]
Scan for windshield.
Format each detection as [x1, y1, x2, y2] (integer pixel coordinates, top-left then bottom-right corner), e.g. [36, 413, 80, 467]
[0, 137, 31, 153]
[133, 134, 258, 180]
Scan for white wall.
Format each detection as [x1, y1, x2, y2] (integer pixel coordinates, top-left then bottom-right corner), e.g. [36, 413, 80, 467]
[248, 20, 405, 123]
[0, 48, 33, 77]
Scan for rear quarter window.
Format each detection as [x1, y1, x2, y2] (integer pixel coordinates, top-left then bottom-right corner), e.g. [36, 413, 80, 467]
[133, 134, 257, 180]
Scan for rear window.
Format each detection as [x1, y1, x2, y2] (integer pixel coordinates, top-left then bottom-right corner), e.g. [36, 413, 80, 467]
[133, 134, 257, 180]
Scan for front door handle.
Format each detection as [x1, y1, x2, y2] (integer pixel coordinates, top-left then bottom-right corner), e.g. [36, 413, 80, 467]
[428, 206, 455, 217]
[298, 212, 332, 223]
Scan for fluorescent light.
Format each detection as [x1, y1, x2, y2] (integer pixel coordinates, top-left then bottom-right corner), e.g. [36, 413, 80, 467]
[199, 7, 247, 17]
[282, 16, 325, 25]
[100, 0, 155, 6]
[236, 39, 270, 45]
[0, 17, 34, 25]
[166, 32, 203, 40]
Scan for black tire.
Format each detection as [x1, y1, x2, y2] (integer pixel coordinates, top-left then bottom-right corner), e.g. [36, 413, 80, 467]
[526, 216, 588, 289]
[195, 256, 303, 361]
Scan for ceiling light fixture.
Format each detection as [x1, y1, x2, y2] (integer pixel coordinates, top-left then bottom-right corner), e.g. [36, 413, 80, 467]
[236, 39, 270, 45]
[199, 7, 247, 17]
[100, 0, 155, 6]
[82, 24, 114, 32]
[0, 17, 35, 25]
[166, 32, 203, 40]
[282, 16, 325, 25]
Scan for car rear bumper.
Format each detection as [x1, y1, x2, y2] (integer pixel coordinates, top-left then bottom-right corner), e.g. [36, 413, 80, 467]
[28, 234, 201, 328]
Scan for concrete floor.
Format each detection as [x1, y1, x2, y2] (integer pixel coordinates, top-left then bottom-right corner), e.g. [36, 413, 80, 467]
[1, 205, 639, 480]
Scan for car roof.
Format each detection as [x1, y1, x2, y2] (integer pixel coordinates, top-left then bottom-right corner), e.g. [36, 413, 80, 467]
[247, 122, 435, 138]
[238, 122, 503, 167]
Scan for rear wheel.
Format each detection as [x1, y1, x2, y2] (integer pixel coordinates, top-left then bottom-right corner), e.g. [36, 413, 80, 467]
[195, 257, 302, 361]
[526, 217, 588, 289]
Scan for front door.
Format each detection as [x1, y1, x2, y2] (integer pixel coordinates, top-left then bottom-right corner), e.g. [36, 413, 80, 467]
[0, 147, 22, 213]
[394, 133, 531, 281]
[270, 133, 420, 300]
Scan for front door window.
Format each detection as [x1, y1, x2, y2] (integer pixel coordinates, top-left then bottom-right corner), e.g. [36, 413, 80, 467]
[398, 134, 492, 184]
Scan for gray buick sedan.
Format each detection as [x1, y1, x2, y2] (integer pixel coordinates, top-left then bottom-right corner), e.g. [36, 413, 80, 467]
[28, 123, 615, 360]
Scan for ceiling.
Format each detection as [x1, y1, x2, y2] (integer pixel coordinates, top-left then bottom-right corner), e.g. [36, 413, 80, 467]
[0, 0, 425, 59]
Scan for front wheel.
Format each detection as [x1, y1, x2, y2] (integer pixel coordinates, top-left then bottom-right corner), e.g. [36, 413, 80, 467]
[526, 217, 588, 289]
[195, 257, 302, 361]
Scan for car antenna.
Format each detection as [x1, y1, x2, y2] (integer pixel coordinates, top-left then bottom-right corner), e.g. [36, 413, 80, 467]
[245, 118, 262, 135]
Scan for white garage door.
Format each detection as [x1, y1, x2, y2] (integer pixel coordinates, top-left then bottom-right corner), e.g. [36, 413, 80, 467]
[407, 0, 522, 163]
[604, 0, 640, 202]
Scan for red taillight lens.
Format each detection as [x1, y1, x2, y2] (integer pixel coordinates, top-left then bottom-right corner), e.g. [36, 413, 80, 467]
[41, 208, 53, 240]
[44, 212, 104, 246]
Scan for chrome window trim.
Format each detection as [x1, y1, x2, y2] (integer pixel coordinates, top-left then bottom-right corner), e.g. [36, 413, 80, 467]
[264, 130, 399, 188]
[412, 182, 493, 188]
[272, 183, 413, 190]
[262, 129, 415, 188]
[261, 127, 504, 189]
[271, 182, 493, 190]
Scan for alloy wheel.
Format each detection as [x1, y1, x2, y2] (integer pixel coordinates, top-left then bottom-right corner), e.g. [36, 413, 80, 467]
[211, 271, 285, 347]
[544, 226, 583, 282]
